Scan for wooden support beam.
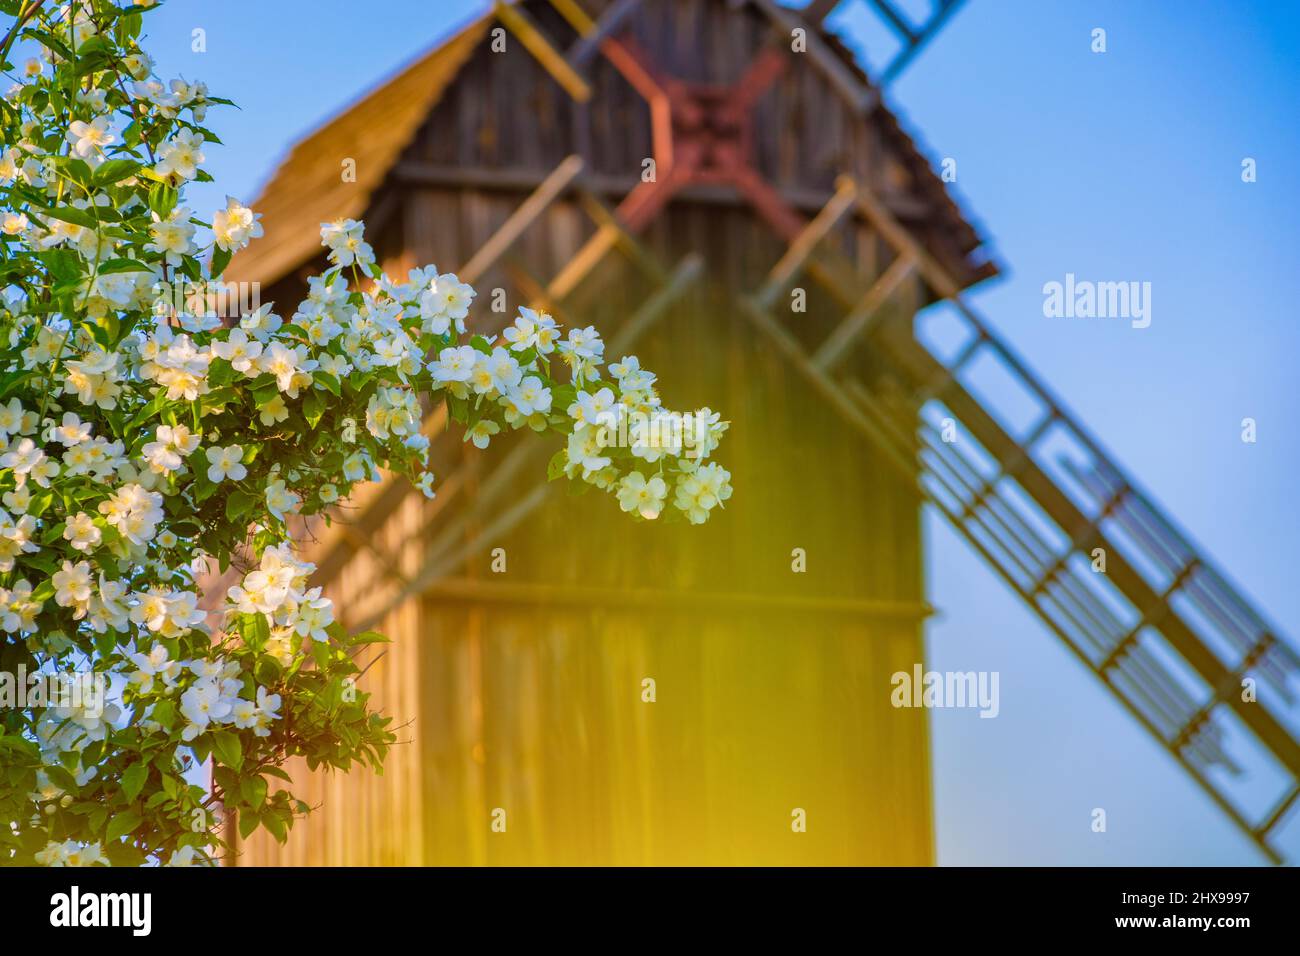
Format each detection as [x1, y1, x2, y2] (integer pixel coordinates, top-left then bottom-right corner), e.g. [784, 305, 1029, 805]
[547, 0, 596, 35]
[567, 0, 643, 68]
[392, 161, 931, 219]
[547, 223, 624, 302]
[574, 188, 667, 285]
[737, 294, 916, 480]
[811, 252, 916, 371]
[746, 0, 879, 114]
[753, 177, 858, 308]
[422, 576, 935, 619]
[493, 0, 592, 101]
[459, 155, 586, 284]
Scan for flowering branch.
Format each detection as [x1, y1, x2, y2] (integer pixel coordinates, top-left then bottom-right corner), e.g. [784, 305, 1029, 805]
[0, 0, 730, 866]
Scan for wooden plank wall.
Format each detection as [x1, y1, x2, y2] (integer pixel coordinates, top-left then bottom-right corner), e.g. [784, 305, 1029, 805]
[234, 0, 956, 866]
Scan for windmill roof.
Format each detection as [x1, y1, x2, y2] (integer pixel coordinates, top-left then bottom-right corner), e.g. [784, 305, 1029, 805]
[227, 2, 996, 288]
[226, 15, 489, 285]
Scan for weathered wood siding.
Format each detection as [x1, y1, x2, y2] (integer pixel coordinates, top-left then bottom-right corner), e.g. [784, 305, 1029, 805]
[231, 0, 980, 865]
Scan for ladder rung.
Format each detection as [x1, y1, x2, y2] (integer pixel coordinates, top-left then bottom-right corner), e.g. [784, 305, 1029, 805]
[1257, 781, 1300, 838]
[1023, 409, 1057, 448]
[917, 331, 983, 402]
[868, 0, 919, 41]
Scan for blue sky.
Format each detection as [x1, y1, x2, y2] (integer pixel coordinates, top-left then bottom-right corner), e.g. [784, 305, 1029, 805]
[140, 0, 1300, 864]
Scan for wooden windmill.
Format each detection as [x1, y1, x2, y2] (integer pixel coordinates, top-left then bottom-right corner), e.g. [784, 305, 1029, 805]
[226, 0, 1300, 865]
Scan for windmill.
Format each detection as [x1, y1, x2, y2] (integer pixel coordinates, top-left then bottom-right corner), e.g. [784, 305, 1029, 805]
[226, 0, 1300, 865]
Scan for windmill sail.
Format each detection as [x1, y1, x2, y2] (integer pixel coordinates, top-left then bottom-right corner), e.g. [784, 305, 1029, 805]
[747, 179, 1300, 863]
[803, 0, 969, 86]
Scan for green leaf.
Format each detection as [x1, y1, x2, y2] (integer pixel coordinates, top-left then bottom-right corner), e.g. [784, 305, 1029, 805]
[210, 244, 232, 278]
[105, 809, 142, 843]
[546, 449, 567, 481]
[347, 630, 390, 646]
[240, 612, 270, 651]
[149, 181, 178, 219]
[315, 372, 341, 397]
[262, 809, 288, 844]
[48, 155, 93, 188]
[121, 762, 148, 802]
[36, 205, 100, 229]
[151, 699, 175, 732]
[238, 808, 261, 839]
[303, 388, 325, 428]
[97, 256, 154, 275]
[240, 775, 268, 809]
[210, 730, 243, 770]
[226, 488, 257, 522]
[93, 159, 142, 187]
[36, 248, 83, 283]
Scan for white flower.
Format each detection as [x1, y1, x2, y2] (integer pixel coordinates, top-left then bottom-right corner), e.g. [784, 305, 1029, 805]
[204, 445, 246, 483]
[502, 306, 559, 353]
[0, 578, 43, 633]
[52, 560, 93, 612]
[0, 398, 27, 439]
[63, 512, 102, 553]
[97, 483, 164, 546]
[264, 479, 300, 522]
[211, 196, 263, 252]
[154, 129, 205, 181]
[165, 846, 203, 867]
[211, 328, 263, 373]
[560, 325, 604, 362]
[259, 342, 316, 397]
[146, 207, 196, 265]
[240, 303, 283, 340]
[320, 218, 373, 268]
[0, 510, 38, 572]
[65, 116, 115, 158]
[142, 424, 200, 474]
[289, 586, 333, 643]
[179, 678, 233, 740]
[673, 462, 733, 524]
[465, 419, 499, 449]
[0, 436, 45, 483]
[485, 347, 522, 392]
[50, 412, 92, 447]
[616, 472, 668, 519]
[565, 424, 611, 480]
[127, 643, 183, 693]
[418, 273, 475, 333]
[1, 211, 29, 236]
[36, 840, 108, 867]
[506, 376, 552, 416]
[429, 345, 477, 383]
[342, 452, 370, 482]
[568, 388, 616, 426]
[258, 395, 289, 426]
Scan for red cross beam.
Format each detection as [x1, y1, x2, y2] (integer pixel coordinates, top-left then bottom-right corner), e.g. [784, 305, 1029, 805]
[599, 35, 808, 243]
